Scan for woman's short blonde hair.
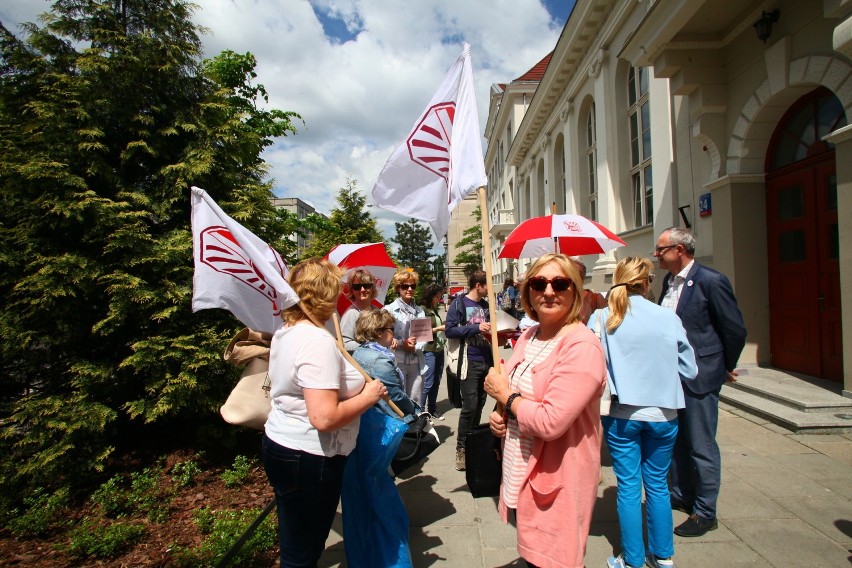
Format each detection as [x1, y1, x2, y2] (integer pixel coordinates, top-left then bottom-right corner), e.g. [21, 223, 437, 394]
[282, 258, 343, 325]
[355, 309, 396, 344]
[390, 268, 419, 290]
[519, 253, 584, 324]
[346, 269, 378, 302]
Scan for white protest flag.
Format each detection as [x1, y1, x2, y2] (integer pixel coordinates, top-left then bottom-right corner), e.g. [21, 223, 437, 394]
[190, 186, 299, 334]
[372, 42, 488, 239]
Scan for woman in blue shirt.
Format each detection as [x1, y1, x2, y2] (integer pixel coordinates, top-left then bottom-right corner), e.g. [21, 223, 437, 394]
[590, 257, 698, 568]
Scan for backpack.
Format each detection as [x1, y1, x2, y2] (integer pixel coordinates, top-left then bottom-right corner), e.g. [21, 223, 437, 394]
[500, 291, 512, 310]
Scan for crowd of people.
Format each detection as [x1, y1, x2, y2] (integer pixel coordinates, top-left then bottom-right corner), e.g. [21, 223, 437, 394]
[256, 226, 746, 568]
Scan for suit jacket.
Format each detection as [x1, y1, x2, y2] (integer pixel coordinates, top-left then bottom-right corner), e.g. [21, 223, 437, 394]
[660, 262, 747, 395]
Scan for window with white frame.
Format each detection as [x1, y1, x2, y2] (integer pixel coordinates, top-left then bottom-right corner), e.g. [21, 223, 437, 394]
[586, 104, 598, 221]
[628, 66, 652, 227]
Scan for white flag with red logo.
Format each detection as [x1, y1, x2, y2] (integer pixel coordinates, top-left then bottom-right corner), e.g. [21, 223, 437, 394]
[372, 42, 487, 239]
[191, 186, 299, 334]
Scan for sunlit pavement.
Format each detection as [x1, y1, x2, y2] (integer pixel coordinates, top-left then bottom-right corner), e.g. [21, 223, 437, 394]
[321, 341, 852, 567]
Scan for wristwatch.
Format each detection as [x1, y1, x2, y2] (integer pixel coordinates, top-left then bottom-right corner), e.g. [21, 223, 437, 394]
[505, 392, 522, 418]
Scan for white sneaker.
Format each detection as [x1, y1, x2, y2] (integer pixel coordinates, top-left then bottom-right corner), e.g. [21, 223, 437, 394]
[606, 555, 642, 568]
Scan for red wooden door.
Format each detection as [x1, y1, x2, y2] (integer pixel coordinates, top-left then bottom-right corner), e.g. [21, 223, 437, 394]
[766, 154, 842, 381]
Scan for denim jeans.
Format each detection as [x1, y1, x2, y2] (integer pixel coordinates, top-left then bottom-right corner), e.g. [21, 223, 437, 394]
[602, 416, 679, 568]
[456, 359, 489, 451]
[262, 434, 348, 568]
[421, 350, 444, 413]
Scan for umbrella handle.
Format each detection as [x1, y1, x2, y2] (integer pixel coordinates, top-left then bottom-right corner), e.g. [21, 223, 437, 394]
[330, 311, 405, 418]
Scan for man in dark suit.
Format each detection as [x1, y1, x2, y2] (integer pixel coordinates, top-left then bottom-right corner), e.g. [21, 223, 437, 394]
[655, 227, 747, 537]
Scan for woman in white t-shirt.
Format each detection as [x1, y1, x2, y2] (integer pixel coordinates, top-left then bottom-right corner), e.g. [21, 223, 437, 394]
[263, 258, 387, 568]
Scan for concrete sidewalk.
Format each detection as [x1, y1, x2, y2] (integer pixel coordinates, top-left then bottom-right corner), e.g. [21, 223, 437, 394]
[322, 401, 852, 567]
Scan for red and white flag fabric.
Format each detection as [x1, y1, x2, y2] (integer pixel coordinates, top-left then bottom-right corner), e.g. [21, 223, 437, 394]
[372, 42, 487, 239]
[191, 187, 300, 334]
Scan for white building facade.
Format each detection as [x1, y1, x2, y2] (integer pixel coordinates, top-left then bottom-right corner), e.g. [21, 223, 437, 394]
[484, 0, 852, 394]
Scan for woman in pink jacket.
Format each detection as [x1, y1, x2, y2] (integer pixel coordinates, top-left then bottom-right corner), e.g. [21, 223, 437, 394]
[485, 253, 607, 568]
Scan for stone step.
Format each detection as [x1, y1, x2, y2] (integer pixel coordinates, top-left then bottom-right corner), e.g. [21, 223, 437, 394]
[720, 384, 852, 433]
[725, 366, 852, 413]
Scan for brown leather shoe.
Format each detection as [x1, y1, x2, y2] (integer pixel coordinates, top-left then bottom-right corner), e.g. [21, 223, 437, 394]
[674, 514, 717, 537]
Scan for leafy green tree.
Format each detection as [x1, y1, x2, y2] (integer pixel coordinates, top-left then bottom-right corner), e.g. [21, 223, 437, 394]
[392, 218, 435, 284]
[454, 206, 484, 278]
[300, 178, 384, 259]
[0, 0, 300, 499]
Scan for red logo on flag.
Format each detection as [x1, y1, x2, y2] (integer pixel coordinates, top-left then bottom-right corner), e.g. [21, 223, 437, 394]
[407, 102, 455, 182]
[199, 226, 283, 315]
[563, 221, 582, 233]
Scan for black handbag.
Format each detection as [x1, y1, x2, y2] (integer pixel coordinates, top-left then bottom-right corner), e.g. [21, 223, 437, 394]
[391, 414, 441, 476]
[464, 423, 502, 498]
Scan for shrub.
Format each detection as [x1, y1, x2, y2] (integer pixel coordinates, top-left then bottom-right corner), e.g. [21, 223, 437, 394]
[66, 518, 147, 558]
[220, 455, 253, 488]
[91, 467, 172, 521]
[172, 459, 203, 487]
[5, 487, 69, 537]
[171, 506, 276, 567]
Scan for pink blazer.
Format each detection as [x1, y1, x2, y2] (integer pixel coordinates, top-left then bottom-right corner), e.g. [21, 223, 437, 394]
[498, 323, 606, 568]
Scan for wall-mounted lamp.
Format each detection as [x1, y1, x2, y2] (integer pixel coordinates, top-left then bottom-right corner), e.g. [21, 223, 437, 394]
[678, 204, 692, 228]
[753, 9, 780, 43]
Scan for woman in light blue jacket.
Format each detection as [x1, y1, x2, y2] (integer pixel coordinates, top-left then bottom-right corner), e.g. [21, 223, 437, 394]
[590, 257, 698, 568]
[352, 309, 420, 420]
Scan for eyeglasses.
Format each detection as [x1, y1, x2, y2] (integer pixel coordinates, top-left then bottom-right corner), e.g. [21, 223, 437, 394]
[351, 283, 374, 291]
[528, 276, 572, 293]
[398, 284, 416, 291]
[653, 244, 677, 255]
[381, 327, 395, 333]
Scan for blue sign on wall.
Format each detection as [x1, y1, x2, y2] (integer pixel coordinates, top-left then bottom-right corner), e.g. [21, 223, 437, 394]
[699, 193, 712, 217]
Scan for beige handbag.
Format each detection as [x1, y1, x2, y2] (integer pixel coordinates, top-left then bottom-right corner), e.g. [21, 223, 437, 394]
[220, 329, 273, 430]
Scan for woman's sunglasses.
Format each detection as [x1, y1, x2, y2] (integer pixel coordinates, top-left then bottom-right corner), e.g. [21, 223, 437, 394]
[528, 276, 572, 293]
[351, 283, 374, 291]
[398, 284, 416, 291]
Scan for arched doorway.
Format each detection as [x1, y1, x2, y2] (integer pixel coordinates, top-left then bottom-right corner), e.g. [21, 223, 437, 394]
[765, 87, 846, 382]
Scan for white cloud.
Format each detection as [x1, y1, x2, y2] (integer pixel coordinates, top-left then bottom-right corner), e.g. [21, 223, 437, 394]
[1, 0, 563, 246]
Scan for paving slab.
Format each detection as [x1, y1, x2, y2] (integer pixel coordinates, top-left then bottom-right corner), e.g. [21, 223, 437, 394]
[781, 496, 852, 545]
[725, 517, 852, 568]
[716, 477, 796, 519]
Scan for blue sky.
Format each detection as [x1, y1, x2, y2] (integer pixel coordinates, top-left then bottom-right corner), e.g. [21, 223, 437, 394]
[2, 0, 570, 248]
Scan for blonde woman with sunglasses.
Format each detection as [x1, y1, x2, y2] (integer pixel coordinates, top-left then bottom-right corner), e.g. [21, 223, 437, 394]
[340, 269, 379, 353]
[384, 269, 427, 402]
[484, 253, 606, 568]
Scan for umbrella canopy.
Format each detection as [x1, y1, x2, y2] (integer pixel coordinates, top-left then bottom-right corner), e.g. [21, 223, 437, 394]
[325, 242, 397, 310]
[498, 214, 626, 259]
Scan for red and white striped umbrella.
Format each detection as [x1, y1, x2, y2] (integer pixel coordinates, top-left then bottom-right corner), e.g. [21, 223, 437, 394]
[325, 242, 397, 310]
[498, 214, 626, 259]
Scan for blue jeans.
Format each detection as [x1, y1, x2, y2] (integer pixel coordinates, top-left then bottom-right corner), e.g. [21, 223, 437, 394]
[421, 350, 444, 413]
[602, 416, 679, 568]
[262, 435, 348, 568]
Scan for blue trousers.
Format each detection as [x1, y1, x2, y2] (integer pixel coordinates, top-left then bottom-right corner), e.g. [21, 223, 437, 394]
[603, 416, 678, 568]
[671, 386, 721, 520]
[262, 435, 348, 568]
[421, 350, 444, 413]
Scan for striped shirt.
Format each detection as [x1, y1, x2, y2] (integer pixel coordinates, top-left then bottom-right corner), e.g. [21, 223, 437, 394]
[501, 336, 558, 508]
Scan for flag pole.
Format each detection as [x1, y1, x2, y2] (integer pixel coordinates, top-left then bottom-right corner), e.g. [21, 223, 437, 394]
[477, 186, 502, 374]
[552, 202, 558, 254]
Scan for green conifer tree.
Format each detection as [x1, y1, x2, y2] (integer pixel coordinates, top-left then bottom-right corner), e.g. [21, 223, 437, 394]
[300, 178, 385, 259]
[0, 0, 300, 497]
